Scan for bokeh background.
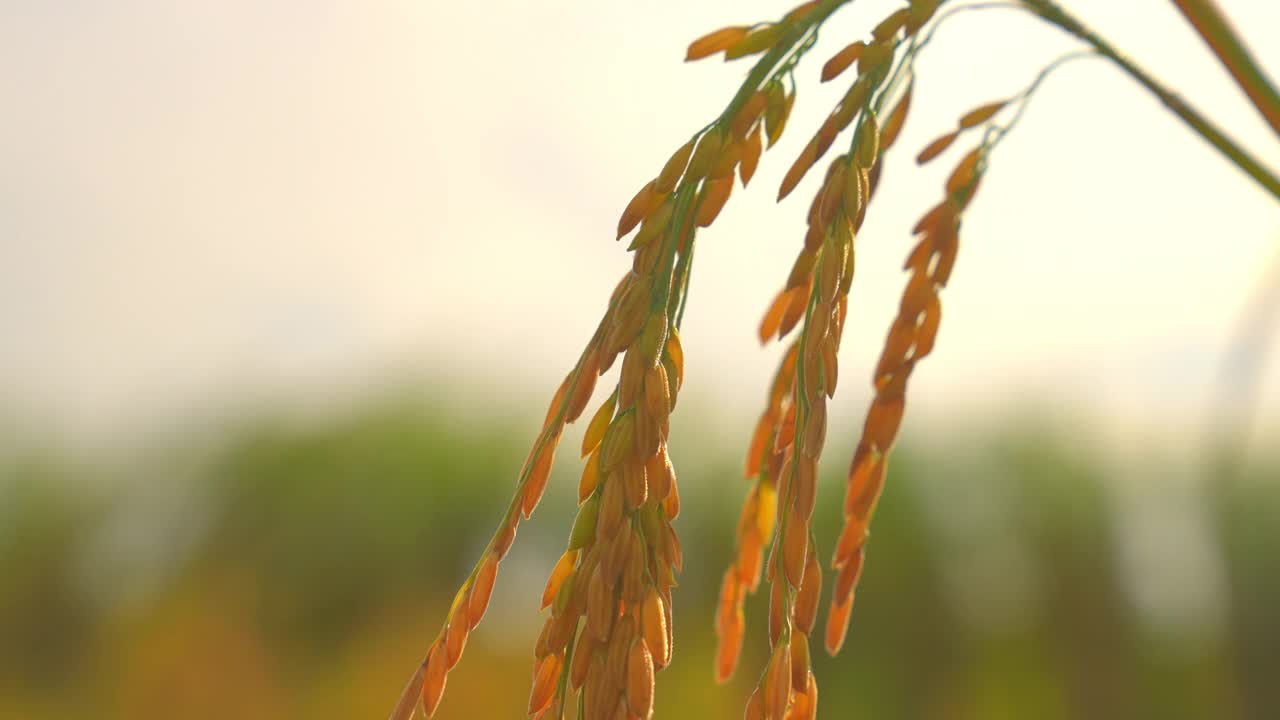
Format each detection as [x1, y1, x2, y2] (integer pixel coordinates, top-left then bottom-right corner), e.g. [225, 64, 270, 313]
[2, 1, 1278, 718]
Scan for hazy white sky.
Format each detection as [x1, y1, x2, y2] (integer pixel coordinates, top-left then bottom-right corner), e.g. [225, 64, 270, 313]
[1, 0, 1278, 445]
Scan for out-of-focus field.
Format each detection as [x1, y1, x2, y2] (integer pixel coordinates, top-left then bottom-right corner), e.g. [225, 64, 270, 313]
[1, 389, 1276, 720]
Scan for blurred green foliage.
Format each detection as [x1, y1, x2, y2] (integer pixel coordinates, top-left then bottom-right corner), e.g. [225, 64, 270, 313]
[0, 392, 1276, 719]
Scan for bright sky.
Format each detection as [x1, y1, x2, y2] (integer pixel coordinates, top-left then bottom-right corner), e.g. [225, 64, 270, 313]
[2, 0, 1278, 447]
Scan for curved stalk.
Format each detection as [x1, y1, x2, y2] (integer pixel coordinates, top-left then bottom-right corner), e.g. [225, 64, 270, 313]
[1022, 0, 1280, 203]
[1170, 0, 1280, 139]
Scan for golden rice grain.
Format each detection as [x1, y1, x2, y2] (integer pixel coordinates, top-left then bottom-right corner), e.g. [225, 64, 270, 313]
[768, 574, 786, 644]
[583, 392, 618, 457]
[606, 290, 651, 357]
[741, 125, 764, 185]
[758, 288, 794, 344]
[642, 587, 670, 667]
[800, 396, 826, 456]
[622, 544, 645, 604]
[790, 631, 811, 692]
[686, 131, 723, 181]
[421, 641, 448, 717]
[916, 130, 958, 164]
[716, 606, 744, 683]
[551, 568, 577, 617]
[915, 294, 942, 358]
[467, 553, 499, 630]
[958, 100, 1006, 128]
[565, 350, 600, 423]
[569, 494, 599, 549]
[583, 655, 607, 718]
[598, 472, 625, 541]
[834, 528, 867, 590]
[864, 397, 905, 451]
[686, 26, 750, 62]
[821, 338, 839, 396]
[544, 376, 570, 431]
[662, 471, 681, 519]
[793, 456, 817, 523]
[571, 632, 595, 690]
[711, 140, 742, 179]
[745, 415, 774, 478]
[545, 602, 576, 653]
[812, 116, 840, 161]
[632, 406, 661, 458]
[778, 140, 818, 201]
[623, 461, 648, 509]
[527, 653, 561, 716]
[880, 84, 913, 150]
[696, 175, 735, 227]
[541, 550, 579, 610]
[782, 508, 808, 585]
[843, 77, 874, 122]
[946, 148, 982, 197]
[626, 638, 655, 717]
[786, 250, 817, 291]
[493, 518, 518, 560]
[389, 659, 426, 720]
[856, 109, 880, 169]
[784, 0, 822, 24]
[643, 364, 670, 423]
[629, 197, 674, 251]
[600, 411, 636, 472]
[775, 403, 798, 451]
[764, 83, 795, 148]
[618, 181, 659, 239]
[619, 349, 645, 409]
[586, 564, 614, 642]
[726, 25, 783, 61]
[821, 41, 865, 83]
[656, 139, 695, 194]
[842, 455, 882, 521]
[521, 438, 558, 519]
[644, 450, 673, 502]
[764, 641, 793, 720]
[444, 610, 468, 669]
[733, 90, 770, 139]
[858, 39, 895, 77]
[777, 285, 811, 339]
[799, 674, 818, 720]
[664, 522, 684, 573]
[793, 548, 822, 634]
[899, 267, 934, 318]
[606, 613, 636, 682]
[665, 330, 685, 389]
[824, 590, 853, 655]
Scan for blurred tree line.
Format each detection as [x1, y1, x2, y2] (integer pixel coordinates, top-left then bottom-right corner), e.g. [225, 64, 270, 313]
[0, 390, 1276, 719]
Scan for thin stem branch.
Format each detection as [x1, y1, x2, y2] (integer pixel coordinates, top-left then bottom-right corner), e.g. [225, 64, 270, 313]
[1169, 0, 1280, 139]
[1021, 0, 1280, 203]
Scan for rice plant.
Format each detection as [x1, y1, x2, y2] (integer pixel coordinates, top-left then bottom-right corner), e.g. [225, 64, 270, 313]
[389, 1, 1279, 718]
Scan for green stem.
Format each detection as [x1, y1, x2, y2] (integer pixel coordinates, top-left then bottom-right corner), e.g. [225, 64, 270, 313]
[1022, 0, 1280, 202]
[1169, 0, 1280, 139]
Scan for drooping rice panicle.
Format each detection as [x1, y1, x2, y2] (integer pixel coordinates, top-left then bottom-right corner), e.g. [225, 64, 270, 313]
[824, 41, 1098, 658]
[724, 6, 936, 717]
[535, 5, 859, 716]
